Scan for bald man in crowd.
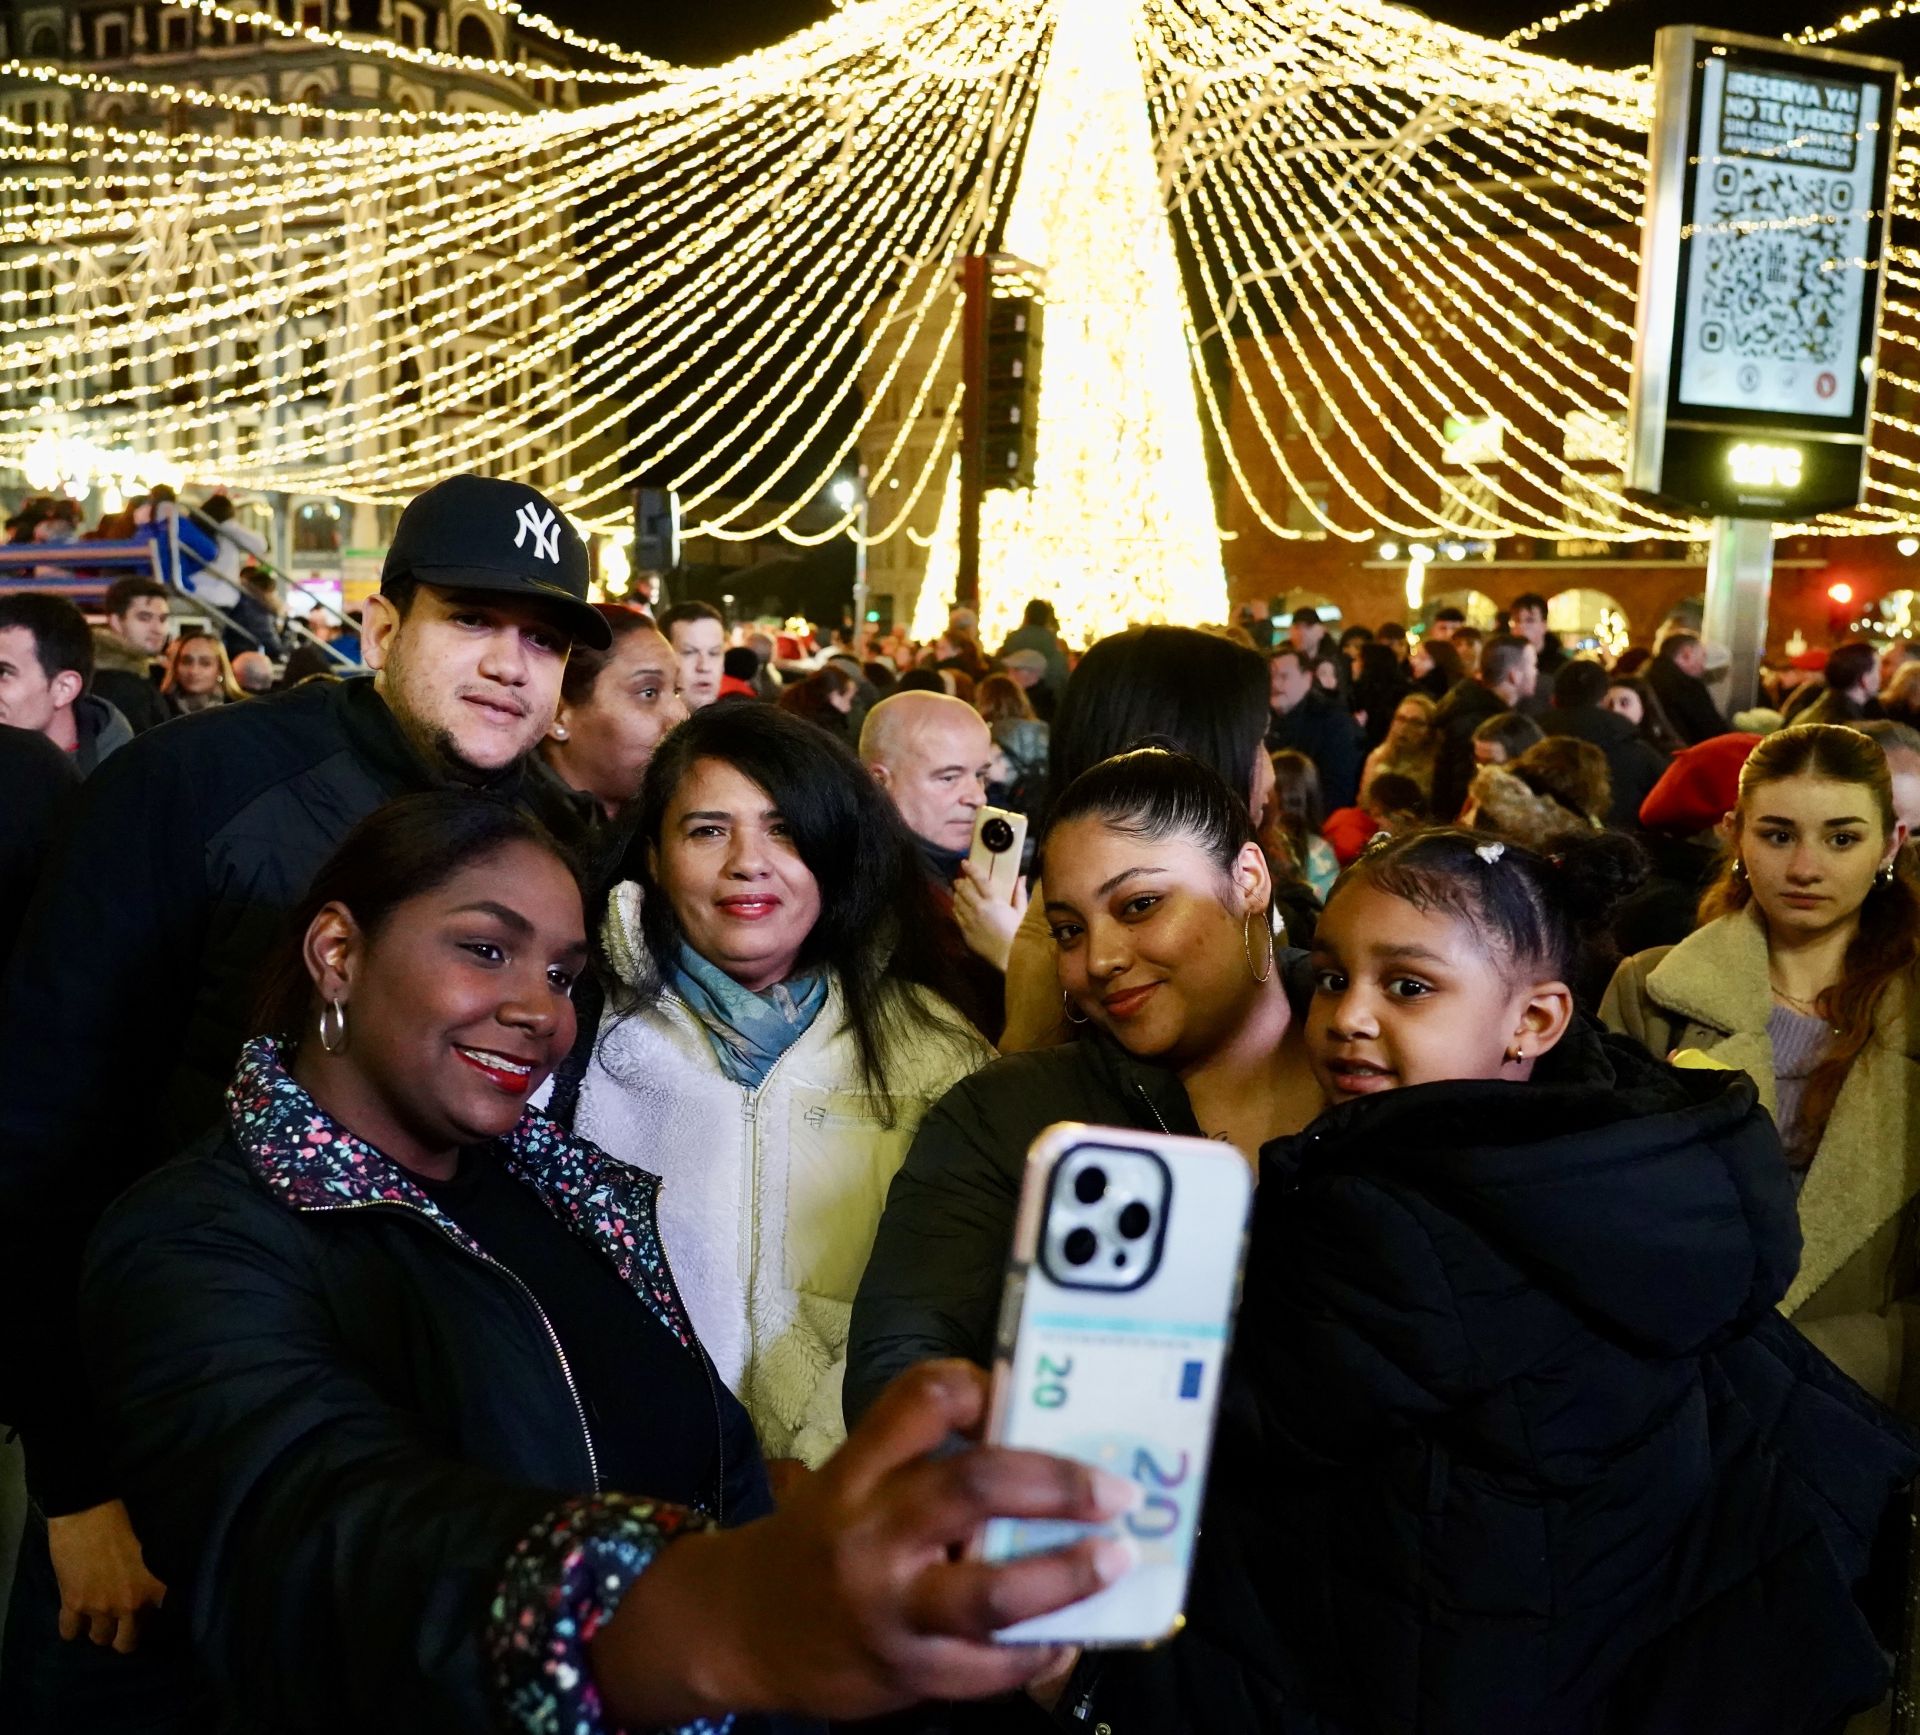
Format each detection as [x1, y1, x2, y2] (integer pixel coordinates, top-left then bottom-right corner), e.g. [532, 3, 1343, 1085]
[860, 690, 1013, 1035]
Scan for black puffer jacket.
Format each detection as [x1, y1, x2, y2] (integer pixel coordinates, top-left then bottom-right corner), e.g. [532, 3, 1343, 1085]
[1083, 1025, 1917, 1735]
[81, 1041, 781, 1735]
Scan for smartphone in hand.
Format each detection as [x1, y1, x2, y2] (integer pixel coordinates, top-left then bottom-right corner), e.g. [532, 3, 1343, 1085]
[980, 1122, 1252, 1646]
[965, 806, 1028, 905]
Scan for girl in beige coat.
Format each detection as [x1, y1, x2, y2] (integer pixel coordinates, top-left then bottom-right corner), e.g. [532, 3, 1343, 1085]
[1602, 724, 1920, 1412]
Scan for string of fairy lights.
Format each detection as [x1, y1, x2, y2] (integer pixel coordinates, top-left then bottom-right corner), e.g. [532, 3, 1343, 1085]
[5, 0, 1920, 639]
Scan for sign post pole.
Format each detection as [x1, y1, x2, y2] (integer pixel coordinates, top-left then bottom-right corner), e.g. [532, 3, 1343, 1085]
[1702, 516, 1773, 715]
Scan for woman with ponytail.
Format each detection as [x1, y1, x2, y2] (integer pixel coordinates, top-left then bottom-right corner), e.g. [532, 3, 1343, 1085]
[1603, 723, 1920, 1412]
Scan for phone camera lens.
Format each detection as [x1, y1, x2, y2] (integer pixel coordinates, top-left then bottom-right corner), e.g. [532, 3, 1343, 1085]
[1117, 1201, 1152, 1240]
[1063, 1226, 1098, 1266]
[982, 818, 1014, 853]
[1073, 1166, 1107, 1204]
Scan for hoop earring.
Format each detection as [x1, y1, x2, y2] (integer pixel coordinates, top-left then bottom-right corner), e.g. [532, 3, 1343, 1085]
[318, 998, 348, 1055]
[1244, 909, 1274, 984]
[1732, 858, 1748, 882]
[1062, 991, 1089, 1026]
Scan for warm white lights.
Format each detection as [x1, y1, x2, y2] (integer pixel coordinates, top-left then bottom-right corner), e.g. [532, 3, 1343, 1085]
[3, 0, 1920, 583]
[1727, 442, 1806, 490]
[919, 0, 1227, 645]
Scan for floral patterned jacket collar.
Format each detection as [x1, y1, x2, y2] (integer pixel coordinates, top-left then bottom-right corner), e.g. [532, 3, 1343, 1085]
[229, 1035, 693, 1347]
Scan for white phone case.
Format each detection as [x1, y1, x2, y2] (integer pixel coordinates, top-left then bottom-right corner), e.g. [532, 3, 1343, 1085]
[965, 805, 1028, 904]
[980, 1122, 1252, 1647]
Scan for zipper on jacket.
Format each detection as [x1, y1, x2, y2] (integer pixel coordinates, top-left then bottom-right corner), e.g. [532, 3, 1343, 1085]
[303, 1197, 600, 1493]
[646, 1203, 730, 1525]
[738, 1043, 799, 1405]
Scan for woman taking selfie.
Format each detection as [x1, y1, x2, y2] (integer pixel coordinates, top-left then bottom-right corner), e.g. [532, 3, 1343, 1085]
[78, 792, 1135, 1735]
[1604, 723, 1920, 1411]
[555, 703, 989, 1469]
[848, 747, 1325, 1422]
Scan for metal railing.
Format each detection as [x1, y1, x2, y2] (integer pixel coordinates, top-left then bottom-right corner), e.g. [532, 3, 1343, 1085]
[173, 504, 356, 668]
[0, 523, 354, 672]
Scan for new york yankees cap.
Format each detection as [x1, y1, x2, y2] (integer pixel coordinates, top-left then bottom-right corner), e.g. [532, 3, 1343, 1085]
[381, 474, 611, 649]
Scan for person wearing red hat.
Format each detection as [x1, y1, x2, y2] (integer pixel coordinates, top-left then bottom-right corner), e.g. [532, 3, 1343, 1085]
[1604, 724, 1920, 1419]
[1605, 732, 1764, 956]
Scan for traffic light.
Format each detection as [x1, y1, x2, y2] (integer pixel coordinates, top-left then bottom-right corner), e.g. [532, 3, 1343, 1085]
[980, 284, 1042, 491]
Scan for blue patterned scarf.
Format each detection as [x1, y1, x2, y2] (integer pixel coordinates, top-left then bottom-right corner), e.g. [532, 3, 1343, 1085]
[666, 943, 830, 1089]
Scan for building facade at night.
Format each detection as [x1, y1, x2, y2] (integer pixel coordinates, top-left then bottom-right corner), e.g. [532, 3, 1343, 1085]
[0, 0, 577, 605]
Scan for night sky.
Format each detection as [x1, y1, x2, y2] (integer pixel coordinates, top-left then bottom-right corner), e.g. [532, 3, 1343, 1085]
[558, 0, 1918, 73]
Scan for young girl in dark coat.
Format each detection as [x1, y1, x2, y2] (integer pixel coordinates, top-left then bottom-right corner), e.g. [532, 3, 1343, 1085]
[1081, 824, 1918, 1735]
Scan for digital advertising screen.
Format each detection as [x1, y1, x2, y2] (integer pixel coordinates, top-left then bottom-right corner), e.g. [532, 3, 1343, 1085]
[1627, 29, 1899, 519]
[1675, 56, 1883, 423]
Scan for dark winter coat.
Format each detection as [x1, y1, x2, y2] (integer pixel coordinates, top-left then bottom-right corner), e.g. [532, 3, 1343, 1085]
[1647, 657, 1731, 746]
[1429, 676, 1508, 820]
[219, 588, 287, 662]
[80, 1039, 782, 1735]
[0, 724, 78, 972]
[0, 675, 572, 1513]
[1266, 687, 1364, 809]
[1540, 702, 1670, 829]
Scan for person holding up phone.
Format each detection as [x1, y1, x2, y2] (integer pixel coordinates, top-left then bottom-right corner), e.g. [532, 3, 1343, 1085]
[1080, 827, 1915, 1734]
[859, 689, 1014, 1034]
[848, 747, 1325, 1423]
[76, 791, 1134, 1735]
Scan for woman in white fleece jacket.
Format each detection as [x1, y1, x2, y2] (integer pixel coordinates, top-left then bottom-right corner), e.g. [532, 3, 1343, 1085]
[558, 703, 990, 1472]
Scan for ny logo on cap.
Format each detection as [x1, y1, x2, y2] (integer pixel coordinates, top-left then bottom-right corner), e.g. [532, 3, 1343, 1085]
[513, 501, 561, 564]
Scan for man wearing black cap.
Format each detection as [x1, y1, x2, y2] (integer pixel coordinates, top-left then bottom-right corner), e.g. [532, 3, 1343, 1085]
[0, 476, 608, 1730]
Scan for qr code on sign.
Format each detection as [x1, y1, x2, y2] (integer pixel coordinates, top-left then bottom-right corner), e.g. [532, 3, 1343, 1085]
[1694, 162, 1853, 365]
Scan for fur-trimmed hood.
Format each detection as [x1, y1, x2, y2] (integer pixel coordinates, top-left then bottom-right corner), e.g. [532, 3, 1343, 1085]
[1467, 761, 1599, 850]
[90, 626, 156, 678]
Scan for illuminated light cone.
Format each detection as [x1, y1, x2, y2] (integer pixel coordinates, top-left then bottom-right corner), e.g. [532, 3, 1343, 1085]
[915, 0, 1228, 647]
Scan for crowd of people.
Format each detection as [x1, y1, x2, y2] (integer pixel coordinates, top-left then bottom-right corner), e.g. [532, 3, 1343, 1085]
[0, 469, 1917, 1735]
